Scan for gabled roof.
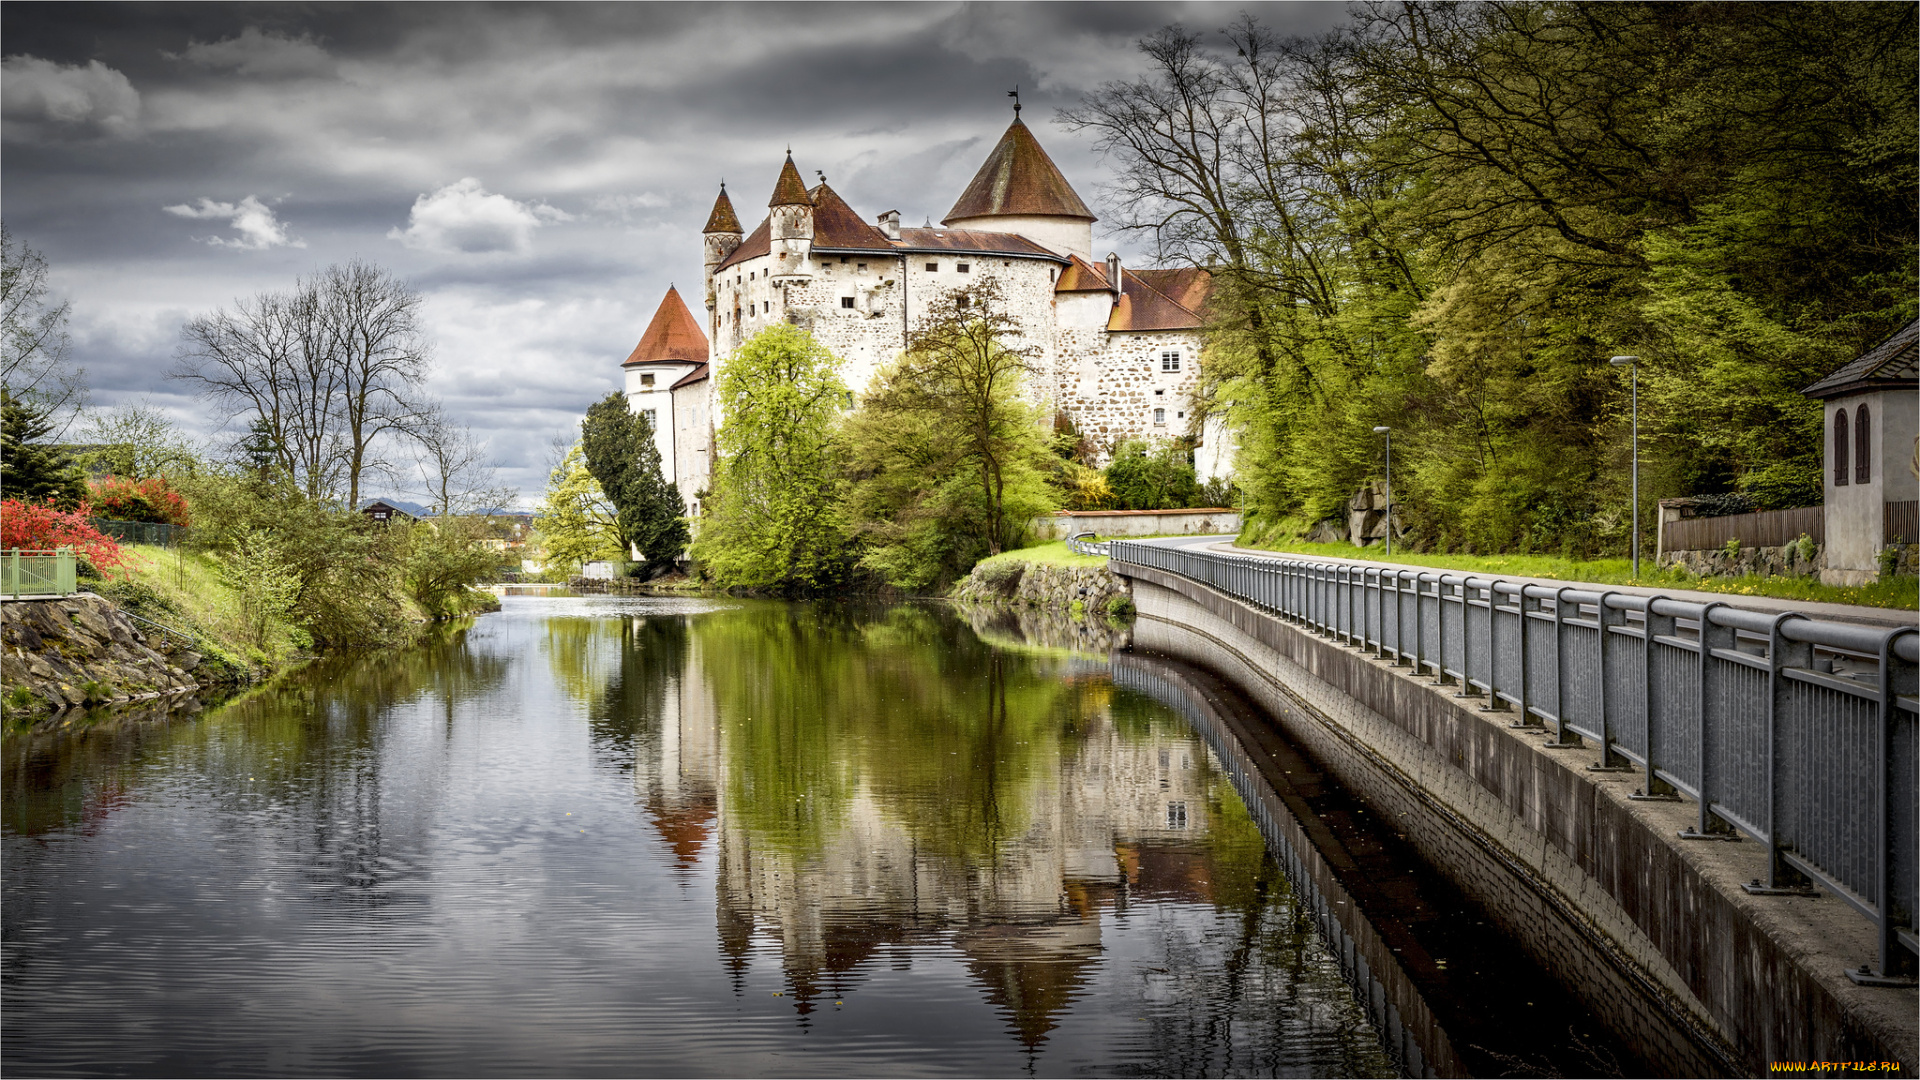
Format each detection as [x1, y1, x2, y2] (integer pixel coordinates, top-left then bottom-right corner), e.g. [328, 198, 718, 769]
[893, 227, 1063, 259]
[703, 186, 741, 234]
[713, 215, 772, 273]
[670, 363, 710, 390]
[769, 154, 810, 207]
[623, 287, 709, 367]
[1108, 268, 1210, 333]
[808, 182, 895, 251]
[944, 118, 1095, 225]
[1054, 254, 1113, 293]
[1804, 318, 1919, 399]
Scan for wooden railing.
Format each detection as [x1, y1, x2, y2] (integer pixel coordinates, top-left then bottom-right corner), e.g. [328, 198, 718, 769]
[1886, 500, 1919, 544]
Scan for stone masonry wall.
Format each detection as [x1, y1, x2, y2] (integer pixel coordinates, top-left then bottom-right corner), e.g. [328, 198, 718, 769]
[950, 560, 1131, 620]
[2, 595, 208, 714]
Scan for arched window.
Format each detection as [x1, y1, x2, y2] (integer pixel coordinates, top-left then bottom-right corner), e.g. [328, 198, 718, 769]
[1834, 408, 1850, 487]
[1855, 404, 1872, 484]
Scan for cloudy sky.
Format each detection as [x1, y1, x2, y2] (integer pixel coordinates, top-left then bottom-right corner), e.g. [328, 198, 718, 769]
[3, 1, 1348, 502]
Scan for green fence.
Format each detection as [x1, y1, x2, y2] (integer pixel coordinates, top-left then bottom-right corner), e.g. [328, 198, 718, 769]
[3, 548, 78, 598]
[89, 519, 190, 547]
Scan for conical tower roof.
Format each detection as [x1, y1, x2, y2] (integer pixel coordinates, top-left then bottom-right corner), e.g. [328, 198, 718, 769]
[703, 185, 742, 234]
[768, 153, 811, 207]
[623, 286, 709, 367]
[944, 118, 1094, 224]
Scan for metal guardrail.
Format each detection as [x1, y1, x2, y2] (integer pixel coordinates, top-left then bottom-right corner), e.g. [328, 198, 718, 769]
[89, 519, 190, 548]
[3, 548, 78, 598]
[1110, 539, 1919, 982]
[1065, 531, 1111, 557]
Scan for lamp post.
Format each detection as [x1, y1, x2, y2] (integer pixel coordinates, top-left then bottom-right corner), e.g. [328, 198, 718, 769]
[1372, 425, 1392, 557]
[1609, 356, 1640, 577]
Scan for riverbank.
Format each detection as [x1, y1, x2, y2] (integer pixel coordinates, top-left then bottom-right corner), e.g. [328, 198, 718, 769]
[2, 544, 499, 721]
[949, 541, 1134, 621]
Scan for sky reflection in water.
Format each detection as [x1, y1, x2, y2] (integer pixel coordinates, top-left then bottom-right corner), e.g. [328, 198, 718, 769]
[4, 598, 1394, 1078]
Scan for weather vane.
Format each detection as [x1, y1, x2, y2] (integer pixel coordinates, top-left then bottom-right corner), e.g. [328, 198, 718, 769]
[1008, 86, 1021, 118]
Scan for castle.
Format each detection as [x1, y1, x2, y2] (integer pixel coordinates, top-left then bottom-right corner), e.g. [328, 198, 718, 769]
[616, 106, 1232, 513]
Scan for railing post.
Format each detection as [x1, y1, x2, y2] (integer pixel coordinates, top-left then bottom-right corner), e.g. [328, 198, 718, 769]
[1681, 603, 1736, 838]
[1590, 593, 1631, 771]
[1633, 597, 1681, 801]
[1855, 628, 1920, 983]
[1479, 579, 1507, 711]
[1542, 587, 1581, 746]
[1512, 584, 1535, 725]
[1747, 612, 1812, 893]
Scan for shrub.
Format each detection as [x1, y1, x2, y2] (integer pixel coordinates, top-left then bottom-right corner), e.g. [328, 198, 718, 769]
[1104, 594, 1136, 620]
[88, 476, 191, 526]
[1105, 439, 1199, 510]
[0, 498, 125, 569]
[975, 558, 1026, 597]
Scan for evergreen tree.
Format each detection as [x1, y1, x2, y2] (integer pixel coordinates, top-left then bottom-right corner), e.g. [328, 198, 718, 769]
[0, 392, 87, 508]
[580, 391, 689, 575]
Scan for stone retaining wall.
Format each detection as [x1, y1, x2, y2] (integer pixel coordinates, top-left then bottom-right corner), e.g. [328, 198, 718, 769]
[2, 595, 209, 714]
[950, 560, 1131, 619]
[1117, 562, 1917, 1077]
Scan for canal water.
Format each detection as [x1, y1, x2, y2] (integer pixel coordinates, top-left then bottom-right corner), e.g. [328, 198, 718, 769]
[4, 598, 1639, 1077]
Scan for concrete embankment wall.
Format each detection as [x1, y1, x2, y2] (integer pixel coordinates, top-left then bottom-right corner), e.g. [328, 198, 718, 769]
[1118, 564, 1918, 1077]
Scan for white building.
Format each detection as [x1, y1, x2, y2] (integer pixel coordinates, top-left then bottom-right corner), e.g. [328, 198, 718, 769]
[624, 107, 1234, 506]
[1804, 318, 1919, 585]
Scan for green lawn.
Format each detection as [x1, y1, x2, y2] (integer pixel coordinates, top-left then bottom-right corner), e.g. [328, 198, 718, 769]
[977, 540, 1107, 569]
[1233, 538, 1919, 611]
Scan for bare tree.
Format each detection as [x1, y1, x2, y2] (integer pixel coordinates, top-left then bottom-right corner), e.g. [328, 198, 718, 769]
[408, 406, 515, 517]
[1, 222, 86, 432]
[172, 260, 432, 505]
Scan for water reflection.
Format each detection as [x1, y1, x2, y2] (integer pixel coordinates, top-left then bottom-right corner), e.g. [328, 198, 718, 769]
[5, 600, 1392, 1078]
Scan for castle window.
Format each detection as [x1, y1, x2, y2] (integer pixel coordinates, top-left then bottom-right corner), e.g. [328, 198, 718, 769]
[763, 301, 769, 313]
[841, 296, 855, 309]
[956, 294, 970, 308]
[956, 262, 970, 273]
[1154, 389, 1164, 396]
[857, 263, 867, 272]
[1166, 801, 1188, 830]
[840, 256, 849, 264]
[642, 408, 658, 427]
[1855, 404, 1872, 484]
[1161, 350, 1181, 372]
[640, 374, 655, 388]
[925, 262, 939, 272]
[1834, 408, 1850, 486]
[1154, 408, 1167, 426]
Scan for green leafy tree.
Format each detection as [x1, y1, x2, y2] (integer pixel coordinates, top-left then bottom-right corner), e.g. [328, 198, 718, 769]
[692, 325, 850, 592]
[0, 392, 87, 508]
[534, 442, 622, 577]
[845, 277, 1057, 590]
[396, 518, 499, 619]
[1104, 439, 1200, 511]
[580, 391, 688, 576]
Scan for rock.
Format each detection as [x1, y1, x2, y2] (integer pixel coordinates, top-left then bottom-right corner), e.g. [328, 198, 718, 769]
[1304, 518, 1347, 544]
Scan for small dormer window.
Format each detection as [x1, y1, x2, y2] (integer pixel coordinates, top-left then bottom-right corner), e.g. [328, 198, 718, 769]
[956, 262, 970, 273]
[840, 256, 849, 264]
[857, 263, 867, 272]
[641, 374, 655, 388]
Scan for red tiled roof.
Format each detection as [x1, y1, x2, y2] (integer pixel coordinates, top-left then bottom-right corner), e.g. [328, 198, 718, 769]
[1108, 267, 1210, 332]
[713, 215, 771, 272]
[703, 186, 741, 234]
[944, 118, 1095, 224]
[622, 287, 709, 366]
[1054, 254, 1112, 293]
[670, 362, 709, 390]
[808, 182, 895, 251]
[769, 154, 810, 207]
[893, 227, 1062, 259]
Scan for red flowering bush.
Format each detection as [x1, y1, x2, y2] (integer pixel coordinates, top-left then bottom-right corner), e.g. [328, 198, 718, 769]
[0, 498, 126, 570]
[87, 476, 192, 527]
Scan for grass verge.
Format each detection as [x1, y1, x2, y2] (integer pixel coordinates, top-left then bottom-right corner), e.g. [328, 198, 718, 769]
[1234, 537, 1918, 611]
[976, 540, 1108, 569]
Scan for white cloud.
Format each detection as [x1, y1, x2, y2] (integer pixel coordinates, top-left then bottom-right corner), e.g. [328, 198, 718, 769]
[163, 196, 306, 250]
[0, 56, 141, 133]
[172, 27, 337, 78]
[388, 178, 572, 255]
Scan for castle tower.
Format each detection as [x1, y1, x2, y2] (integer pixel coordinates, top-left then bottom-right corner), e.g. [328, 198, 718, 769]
[767, 153, 814, 285]
[702, 183, 743, 310]
[943, 111, 1096, 263]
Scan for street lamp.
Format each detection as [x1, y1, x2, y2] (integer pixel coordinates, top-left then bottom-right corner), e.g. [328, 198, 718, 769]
[1372, 425, 1392, 557]
[1609, 356, 1639, 577]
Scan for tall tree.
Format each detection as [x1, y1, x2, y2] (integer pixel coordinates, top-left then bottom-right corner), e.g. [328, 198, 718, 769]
[692, 325, 849, 592]
[580, 391, 688, 576]
[172, 260, 432, 506]
[0, 392, 87, 508]
[408, 406, 513, 518]
[534, 442, 622, 576]
[0, 223, 85, 431]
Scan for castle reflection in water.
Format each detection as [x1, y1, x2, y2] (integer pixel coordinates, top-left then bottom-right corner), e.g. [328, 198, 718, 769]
[584, 603, 1262, 1048]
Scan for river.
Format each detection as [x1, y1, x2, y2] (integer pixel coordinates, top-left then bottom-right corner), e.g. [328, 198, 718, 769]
[4, 597, 1640, 1077]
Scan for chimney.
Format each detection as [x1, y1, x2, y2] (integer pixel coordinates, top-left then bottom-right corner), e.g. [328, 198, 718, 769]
[878, 210, 901, 241]
[1105, 252, 1122, 298]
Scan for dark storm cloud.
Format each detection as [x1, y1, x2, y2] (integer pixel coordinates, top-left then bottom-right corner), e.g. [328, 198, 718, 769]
[3, 1, 1351, 498]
